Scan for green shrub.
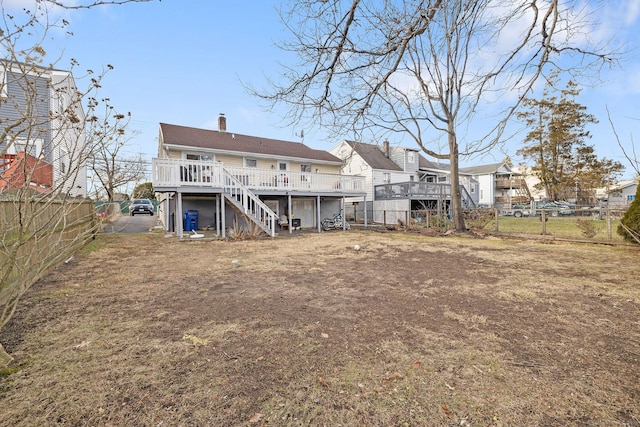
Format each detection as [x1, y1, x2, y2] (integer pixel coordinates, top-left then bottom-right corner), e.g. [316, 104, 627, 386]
[617, 181, 640, 244]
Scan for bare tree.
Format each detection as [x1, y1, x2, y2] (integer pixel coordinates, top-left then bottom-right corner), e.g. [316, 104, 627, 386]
[86, 100, 147, 201]
[257, 0, 618, 231]
[0, 0, 158, 366]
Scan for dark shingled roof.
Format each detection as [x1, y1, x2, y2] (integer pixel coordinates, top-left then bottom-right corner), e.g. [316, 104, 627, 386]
[159, 123, 342, 163]
[419, 155, 450, 171]
[343, 141, 402, 171]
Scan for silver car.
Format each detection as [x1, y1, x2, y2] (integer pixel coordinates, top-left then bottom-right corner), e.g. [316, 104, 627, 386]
[129, 199, 154, 216]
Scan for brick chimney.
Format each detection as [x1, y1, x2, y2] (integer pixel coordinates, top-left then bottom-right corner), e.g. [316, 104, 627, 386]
[382, 140, 390, 158]
[218, 113, 226, 133]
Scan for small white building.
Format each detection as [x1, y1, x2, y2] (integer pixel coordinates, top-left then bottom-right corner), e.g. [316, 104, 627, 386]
[597, 180, 638, 208]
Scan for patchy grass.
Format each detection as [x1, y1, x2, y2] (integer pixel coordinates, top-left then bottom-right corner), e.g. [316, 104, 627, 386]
[0, 231, 638, 426]
[486, 216, 623, 241]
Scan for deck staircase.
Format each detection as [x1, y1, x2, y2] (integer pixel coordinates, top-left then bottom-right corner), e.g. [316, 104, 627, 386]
[222, 169, 277, 237]
[513, 183, 532, 205]
[460, 186, 476, 209]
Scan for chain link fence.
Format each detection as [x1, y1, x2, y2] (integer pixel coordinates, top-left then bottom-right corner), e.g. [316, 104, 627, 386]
[347, 206, 630, 242]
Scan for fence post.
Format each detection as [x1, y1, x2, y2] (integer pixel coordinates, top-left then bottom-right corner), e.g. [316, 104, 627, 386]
[541, 210, 547, 235]
[606, 208, 612, 240]
[383, 210, 387, 227]
[406, 210, 409, 228]
[494, 208, 499, 232]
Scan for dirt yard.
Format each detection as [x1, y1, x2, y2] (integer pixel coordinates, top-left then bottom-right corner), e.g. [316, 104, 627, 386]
[1, 230, 639, 426]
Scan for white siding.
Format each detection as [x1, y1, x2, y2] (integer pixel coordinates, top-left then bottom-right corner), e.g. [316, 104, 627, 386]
[477, 174, 494, 206]
[607, 183, 638, 207]
[331, 141, 373, 203]
[51, 71, 87, 197]
[389, 147, 405, 171]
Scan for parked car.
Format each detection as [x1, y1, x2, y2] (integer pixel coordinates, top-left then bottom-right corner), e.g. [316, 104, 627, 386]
[499, 204, 533, 217]
[535, 200, 574, 217]
[129, 199, 154, 216]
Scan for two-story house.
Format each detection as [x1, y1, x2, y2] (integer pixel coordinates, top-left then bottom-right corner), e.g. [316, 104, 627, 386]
[459, 162, 531, 208]
[330, 140, 477, 224]
[152, 115, 366, 237]
[0, 60, 87, 197]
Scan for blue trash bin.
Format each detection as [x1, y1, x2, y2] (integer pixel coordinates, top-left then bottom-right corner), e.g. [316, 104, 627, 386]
[184, 210, 199, 231]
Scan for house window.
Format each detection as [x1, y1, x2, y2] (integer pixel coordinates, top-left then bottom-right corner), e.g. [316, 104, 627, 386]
[278, 161, 288, 171]
[407, 151, 416, 163]
[383, 173, 391, 184]
[245, 158, 258, 168]
[438, 176, 447, 183]
[186, 154, 213, 161]
[471, 186, 475, 193]
[300, 163, 311, 182]
[410, 175, 414, 181]
[8, 138, 42, 157]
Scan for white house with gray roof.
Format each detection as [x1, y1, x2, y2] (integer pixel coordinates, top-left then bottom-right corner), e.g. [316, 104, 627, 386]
[152, 115, 366, 237]
[330, 140, 477, 223]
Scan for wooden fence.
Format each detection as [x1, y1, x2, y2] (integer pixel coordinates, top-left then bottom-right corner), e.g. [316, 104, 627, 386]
[1, 197, 97, 329]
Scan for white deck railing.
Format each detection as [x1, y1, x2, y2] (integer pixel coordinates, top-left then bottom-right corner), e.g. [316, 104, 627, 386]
[152, 158, 225, 187]
[152, 158, 365, 194]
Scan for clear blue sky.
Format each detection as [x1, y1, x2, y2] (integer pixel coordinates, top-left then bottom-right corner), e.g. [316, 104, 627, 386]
[6, 0, 640, 179]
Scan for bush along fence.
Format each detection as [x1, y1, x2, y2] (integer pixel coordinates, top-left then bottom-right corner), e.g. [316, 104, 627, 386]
[0, 194, 98, 365]
[352, 207, 629, 242]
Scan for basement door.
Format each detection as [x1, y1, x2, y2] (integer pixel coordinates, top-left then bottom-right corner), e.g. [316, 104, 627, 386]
[292, 198, 316, 228]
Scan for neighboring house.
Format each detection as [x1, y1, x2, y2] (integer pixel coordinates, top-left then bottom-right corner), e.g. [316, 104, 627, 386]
[418, 157, 480, 207]
[459, 162, 531, 208]
[511, 165, 545, 201]
[330, 140, 477, 224]
[0, 151, 53, 193]
[152, 115, 366, 237]
[596, 180, 638, 208]
[0, 60, 87, 197]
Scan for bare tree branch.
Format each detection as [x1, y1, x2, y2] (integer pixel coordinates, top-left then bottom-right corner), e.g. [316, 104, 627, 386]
[44, 0, 159, 9]
[253, 0, 620, 231]
[606, 106, 639, 177]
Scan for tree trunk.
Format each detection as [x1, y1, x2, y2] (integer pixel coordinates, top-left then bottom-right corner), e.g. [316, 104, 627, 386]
[449, 132, 466, 232]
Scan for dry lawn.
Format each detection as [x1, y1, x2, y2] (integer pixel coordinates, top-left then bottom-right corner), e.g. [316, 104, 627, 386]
[0, 230, 639, 426]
